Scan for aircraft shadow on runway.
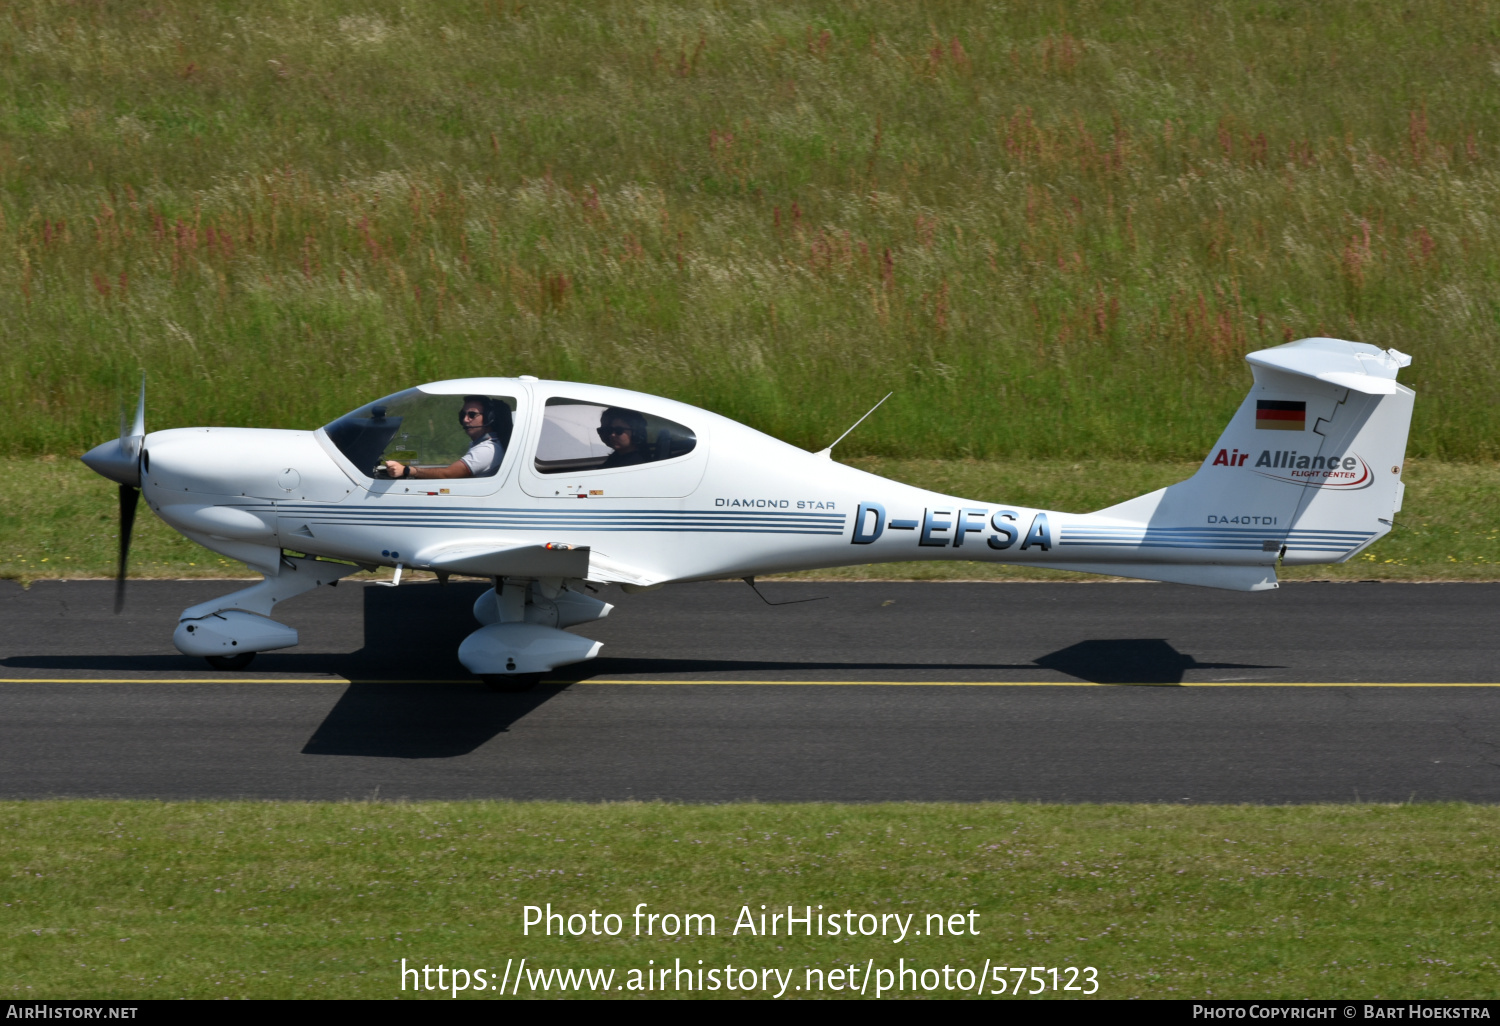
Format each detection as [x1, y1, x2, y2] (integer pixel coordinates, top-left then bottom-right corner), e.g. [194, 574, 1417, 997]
[4, 584, 1277, 758]
[303, 638, 1277, 759]
[305, 629, 1275, 760]
[301, 682, 564, 759]
[558, 640, 1274, 687]
[1032, 639, 1275, 685]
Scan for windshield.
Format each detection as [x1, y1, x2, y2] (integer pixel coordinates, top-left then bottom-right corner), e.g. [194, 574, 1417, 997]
[323, 389, 516, 478]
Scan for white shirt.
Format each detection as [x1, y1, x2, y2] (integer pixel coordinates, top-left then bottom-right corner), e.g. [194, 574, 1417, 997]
[459, 435, 504, 477]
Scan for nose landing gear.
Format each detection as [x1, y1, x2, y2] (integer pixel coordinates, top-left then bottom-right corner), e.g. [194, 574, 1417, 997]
[173, 554, 363, 670]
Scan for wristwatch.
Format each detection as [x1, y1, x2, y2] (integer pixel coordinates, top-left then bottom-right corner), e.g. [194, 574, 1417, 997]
[402, 465, 412, 479]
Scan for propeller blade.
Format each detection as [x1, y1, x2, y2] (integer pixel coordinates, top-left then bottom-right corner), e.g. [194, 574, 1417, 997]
[120, 373, 145, 464]
[115, 484, 140, 614]
[129, 373, 145, 439]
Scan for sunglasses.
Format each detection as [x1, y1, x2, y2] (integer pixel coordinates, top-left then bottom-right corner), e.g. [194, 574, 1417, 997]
[599, 425, 632, 437]
[460, 410, 485, 420]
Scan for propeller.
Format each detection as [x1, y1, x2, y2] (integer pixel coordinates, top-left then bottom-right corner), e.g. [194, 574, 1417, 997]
[115, 481, 140, 614]
[81, 376, 146, 613]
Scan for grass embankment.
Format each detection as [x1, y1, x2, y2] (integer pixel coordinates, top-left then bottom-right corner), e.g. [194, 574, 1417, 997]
[6, 456, 1497, 582]
[2, 801, 1496, 1000]
[3, 1, 1500, 463]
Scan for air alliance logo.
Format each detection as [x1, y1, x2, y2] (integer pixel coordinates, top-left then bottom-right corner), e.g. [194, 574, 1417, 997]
[1211, 447, 1374, 490]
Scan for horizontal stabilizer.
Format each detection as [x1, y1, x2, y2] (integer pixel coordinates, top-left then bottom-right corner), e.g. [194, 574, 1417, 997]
[423, 542, 591, 579]
[1245, 337, 1410, 395]
[1059, 563, 1279, 592]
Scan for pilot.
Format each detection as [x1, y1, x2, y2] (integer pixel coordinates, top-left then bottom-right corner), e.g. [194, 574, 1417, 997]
[598, 407, 650, 468]
[384, 396, 505, 480]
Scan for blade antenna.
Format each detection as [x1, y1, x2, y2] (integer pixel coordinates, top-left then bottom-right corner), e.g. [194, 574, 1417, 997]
[817, 392, 892, 457]
[742, 576, 826, 607]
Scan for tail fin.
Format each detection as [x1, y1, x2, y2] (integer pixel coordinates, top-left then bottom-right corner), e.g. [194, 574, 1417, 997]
[1088, 338, 1414, 587]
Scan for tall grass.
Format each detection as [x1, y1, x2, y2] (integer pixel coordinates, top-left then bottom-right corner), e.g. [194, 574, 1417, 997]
[4, 1, 1499, 459]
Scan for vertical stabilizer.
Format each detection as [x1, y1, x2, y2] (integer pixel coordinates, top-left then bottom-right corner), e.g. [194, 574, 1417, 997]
[1090, 338, 1414, 577]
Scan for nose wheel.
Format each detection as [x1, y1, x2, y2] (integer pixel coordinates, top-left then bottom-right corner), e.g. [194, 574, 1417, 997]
[205, 652, 257, 671]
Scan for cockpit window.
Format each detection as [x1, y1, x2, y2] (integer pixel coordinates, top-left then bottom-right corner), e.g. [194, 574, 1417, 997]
[324, 389, 517, 478]
[534, 398, 696, 474]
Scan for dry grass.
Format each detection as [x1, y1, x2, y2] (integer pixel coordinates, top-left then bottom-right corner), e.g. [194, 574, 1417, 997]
[2, 1, 1497, 462]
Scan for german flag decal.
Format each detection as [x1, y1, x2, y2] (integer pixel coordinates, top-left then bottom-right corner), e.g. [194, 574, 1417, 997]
[1256, 400, 1306, 431]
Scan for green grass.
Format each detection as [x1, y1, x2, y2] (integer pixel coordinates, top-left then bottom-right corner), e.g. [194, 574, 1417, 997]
[3, 1, 1499, 462]
[2, 800, 1497, 999]
[6, 456, 1498, 582]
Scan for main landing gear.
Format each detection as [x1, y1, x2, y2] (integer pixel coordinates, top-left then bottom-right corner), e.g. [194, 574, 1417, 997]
[460, 578, 611, 692]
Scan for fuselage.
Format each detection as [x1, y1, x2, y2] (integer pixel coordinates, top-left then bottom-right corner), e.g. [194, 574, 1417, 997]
[82, 340, 1417, 678]
[134, 375, 1307, 590]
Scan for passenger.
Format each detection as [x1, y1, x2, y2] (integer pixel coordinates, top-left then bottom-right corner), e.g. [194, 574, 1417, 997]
[597, 407, 650, 468]
[384, 396, 505, 480]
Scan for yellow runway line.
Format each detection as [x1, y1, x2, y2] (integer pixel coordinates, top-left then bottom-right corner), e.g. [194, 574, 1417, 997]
[2, 678, 1499, 687]
[572, 679, 1500, 687]
[0, 678, 352, 684]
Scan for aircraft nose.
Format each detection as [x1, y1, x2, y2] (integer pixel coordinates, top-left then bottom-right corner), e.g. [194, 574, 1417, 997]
[81, 437, 142, 487]
[139, 426, 351, 502]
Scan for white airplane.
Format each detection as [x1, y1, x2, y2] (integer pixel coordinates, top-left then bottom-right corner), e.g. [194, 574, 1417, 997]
[82, 337, 1413, 690]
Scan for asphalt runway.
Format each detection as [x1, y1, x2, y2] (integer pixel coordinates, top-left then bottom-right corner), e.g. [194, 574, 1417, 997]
[1, 578, 1498, 803]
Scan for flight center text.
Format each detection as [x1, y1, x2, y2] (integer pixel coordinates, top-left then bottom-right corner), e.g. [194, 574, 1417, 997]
[849, 502, 1052, 550]
[523, 903, 980, 941]
[1213, 447, 1367, 481]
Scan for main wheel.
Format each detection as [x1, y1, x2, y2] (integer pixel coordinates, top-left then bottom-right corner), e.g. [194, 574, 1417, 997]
[482, 673, 543, 693]
[206, 652, 257, 671]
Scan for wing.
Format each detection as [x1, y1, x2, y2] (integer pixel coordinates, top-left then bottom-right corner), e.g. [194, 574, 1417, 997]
[425, 542, 592, 579]
[584, 551, 664, 588]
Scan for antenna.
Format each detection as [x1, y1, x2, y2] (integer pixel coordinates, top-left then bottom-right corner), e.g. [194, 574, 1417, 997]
[816, 392, 892, 458]
[742, 576, 826, 606]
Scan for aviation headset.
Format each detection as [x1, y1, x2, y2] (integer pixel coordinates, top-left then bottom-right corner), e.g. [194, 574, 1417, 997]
[597, 407, 648, 446]
[460, 395, 516, 450]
